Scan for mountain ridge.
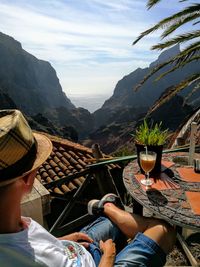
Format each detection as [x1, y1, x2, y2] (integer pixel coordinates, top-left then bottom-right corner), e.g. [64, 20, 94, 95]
[0, 32, 93, 140]
[0, 32, 199, 153]
[0, 32, 75, 115]
[93, 44, 200, 130]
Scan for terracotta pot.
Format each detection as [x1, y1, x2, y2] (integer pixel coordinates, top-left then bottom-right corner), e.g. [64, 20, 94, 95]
[135, 143, 163, 176]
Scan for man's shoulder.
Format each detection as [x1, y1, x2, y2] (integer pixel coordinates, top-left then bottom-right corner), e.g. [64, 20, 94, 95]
[0, 246, 44, 267]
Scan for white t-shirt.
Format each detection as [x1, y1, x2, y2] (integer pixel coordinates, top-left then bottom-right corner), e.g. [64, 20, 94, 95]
[0, 217, 96, 267]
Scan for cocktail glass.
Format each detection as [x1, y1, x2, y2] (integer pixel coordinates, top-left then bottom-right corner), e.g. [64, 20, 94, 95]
[139, 151, 157, 186]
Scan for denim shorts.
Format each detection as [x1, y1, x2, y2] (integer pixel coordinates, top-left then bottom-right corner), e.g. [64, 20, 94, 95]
[80, 217, 166, 267]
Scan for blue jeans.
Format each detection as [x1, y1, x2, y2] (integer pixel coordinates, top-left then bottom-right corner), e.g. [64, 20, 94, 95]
[80, 217, 166, 267]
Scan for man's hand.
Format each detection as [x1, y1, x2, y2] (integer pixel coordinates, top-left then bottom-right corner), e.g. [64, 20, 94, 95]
[98, 239, 116, 267]
[58, 232, 93, 248]
[99, 239, 116, 257]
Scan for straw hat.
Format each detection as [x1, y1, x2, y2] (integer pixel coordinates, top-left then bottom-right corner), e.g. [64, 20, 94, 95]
[0, 109, 52, 186]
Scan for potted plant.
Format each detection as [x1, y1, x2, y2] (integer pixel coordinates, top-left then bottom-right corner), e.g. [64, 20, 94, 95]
[133, 119, 169, 175]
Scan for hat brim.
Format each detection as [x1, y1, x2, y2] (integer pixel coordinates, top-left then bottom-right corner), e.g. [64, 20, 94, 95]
[0, 133, 52, 187]
[31, 132, 53, 172]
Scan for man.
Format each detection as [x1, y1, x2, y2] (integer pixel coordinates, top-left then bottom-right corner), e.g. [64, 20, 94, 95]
[0, 109, 176, 267]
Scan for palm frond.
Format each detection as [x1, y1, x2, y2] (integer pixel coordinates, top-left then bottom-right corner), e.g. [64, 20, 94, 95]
[148, 73, 200, 113]
[176, 41, 200, 64]
[147, 0, 190, 9]
[133, 4, 200, 45]
[161, 13, 200, 38]
[133, 24, 161, 45]
[183, 81, 200, 105]
[134, 42, 200, 91]
[152, 30, 200, 50]
[134, 58, 175, 91]
[155, 55, 200, 81]
[193, 20, 200, 25]
[133, 1, 200, 113]
[147, 0, 162, 9]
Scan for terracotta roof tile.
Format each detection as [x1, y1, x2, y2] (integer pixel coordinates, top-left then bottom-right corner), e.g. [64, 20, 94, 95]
[57, 162, 67, 171]
[60, 157, 70, 166]
[35, 132, 121, 196]
[44, 164, 51, 171]
[74, 177, 85, 186]
[61, 184, 71, 193]
[41, 172, 49, 179]
[49, 160, 57, 168]
[48, 169, 57, 179]
[68, 182, 77, 191]
[54, 187, 63, 195]
[54, 166, 61, 173]
[52, 155, 60, 164]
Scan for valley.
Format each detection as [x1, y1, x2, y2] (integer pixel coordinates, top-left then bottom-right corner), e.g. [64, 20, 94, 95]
[0, 32, 199, 154]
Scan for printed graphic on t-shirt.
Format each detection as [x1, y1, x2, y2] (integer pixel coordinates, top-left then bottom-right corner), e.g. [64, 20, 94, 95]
[63, 241, 86, 266]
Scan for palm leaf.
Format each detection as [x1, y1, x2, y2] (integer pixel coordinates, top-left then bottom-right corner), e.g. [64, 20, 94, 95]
[147, 0, 162, 9]
[152, 30, 200, 50]
[161, 13, 200, 38]
[148, 73, 200, 113]
[133, 4, 200, 45]
[183, 81, 200, 105]
[176, 42, 200, 64]
[193, 20, 200, 25]
[134, 1, 200, 113]
[148, 0, 191, 9]
[155, 55, 200, 81]
[134, 58, 174, 91]
[134, 42, 200, 91]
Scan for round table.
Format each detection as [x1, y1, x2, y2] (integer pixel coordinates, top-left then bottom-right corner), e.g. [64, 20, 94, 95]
[123, 153, 200, 230]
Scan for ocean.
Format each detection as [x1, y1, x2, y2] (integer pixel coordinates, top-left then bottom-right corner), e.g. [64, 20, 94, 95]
[69, 94, 110, 113]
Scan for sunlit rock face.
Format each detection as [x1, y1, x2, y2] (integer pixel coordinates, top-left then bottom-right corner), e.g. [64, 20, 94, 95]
[93, 44, 200, 129]
[0, 32, 74, 115]
[0, 32, 94, 140]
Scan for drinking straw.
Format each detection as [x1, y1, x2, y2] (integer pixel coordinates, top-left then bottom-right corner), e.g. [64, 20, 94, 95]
[145, 146, 148, 155]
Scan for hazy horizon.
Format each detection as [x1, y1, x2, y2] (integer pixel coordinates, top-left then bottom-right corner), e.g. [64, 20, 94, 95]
[69, 93, 110, 113]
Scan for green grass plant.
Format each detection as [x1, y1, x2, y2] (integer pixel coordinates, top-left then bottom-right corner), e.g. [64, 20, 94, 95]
[134, 119, 169, 146]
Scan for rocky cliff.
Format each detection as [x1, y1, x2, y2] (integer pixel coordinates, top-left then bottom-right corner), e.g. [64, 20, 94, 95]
[0, 32, 75, 114]
[0, 32, 94, 140]
[0, 32, 199, 152]
[93, 45, 200, 129]
[86, 45, 200, 153]
[85, 95, 193, 154]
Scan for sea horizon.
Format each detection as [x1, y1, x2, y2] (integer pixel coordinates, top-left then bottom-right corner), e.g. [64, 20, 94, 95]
[69, 93, 110, 113]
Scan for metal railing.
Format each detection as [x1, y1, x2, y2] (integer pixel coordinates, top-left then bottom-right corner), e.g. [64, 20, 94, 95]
[87, 145, 194, 168]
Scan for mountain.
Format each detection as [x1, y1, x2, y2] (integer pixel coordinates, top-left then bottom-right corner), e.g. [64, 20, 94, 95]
[85, 45, 200, 153]
[0, 32, 199, 153]
[0, 32, 94, 140]
[85, 95, 193, 154]
[0, 32, 74, 114]
[93, 45, 200, 129]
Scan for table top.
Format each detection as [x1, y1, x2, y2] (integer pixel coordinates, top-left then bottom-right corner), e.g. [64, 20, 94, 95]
[123, 152, 200, 230]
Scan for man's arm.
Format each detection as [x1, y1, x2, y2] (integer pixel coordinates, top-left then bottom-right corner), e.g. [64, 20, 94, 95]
[58, 232, 93, 248]
[98, 239, 116, 267]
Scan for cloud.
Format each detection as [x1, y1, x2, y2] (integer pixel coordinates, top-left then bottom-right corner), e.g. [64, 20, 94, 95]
[0, 0, 173, 103]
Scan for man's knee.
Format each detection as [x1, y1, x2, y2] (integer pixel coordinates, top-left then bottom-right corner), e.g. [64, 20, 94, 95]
[145, 218, 176, 254]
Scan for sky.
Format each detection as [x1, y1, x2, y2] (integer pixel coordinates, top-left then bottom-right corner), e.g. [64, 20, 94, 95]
[0, 0, 193, 111]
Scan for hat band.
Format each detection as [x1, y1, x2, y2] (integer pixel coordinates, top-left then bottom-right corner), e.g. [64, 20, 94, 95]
[0, 140, 37, 183]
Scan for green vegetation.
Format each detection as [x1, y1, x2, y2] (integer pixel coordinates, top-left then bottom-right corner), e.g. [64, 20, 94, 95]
[133, 0, 200, 112]
[134, 120, 169, 146]
[113, 145, 135, 157]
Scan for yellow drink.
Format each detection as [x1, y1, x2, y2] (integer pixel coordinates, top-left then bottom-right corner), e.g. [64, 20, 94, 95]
[140, 154, 156, 173]
[139, 151, 157, 186]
